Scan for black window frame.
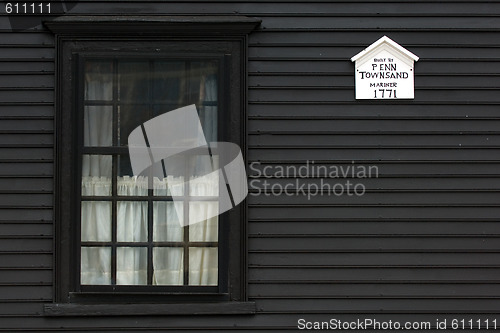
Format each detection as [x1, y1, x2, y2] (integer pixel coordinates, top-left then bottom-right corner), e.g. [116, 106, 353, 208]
[44, 16, 260, 316]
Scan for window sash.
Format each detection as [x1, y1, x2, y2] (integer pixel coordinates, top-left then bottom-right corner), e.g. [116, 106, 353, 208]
[77, 55, 226, 292]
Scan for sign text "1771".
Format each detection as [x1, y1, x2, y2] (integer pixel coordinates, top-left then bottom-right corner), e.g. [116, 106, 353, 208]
[374, 89, 397, 98]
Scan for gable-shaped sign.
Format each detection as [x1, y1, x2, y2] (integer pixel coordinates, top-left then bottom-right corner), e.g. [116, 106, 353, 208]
[351, 36, 419, 99]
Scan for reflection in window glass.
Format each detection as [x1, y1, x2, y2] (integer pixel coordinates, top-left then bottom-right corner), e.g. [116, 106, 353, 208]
[118, 61, 149, 102]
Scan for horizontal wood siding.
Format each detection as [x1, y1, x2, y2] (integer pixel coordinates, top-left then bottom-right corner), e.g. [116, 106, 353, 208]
[1, 1, 500, 331]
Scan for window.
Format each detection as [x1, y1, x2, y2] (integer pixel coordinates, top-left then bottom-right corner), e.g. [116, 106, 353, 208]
[44, 16, 259, 315]
[81, 58, 221, 291]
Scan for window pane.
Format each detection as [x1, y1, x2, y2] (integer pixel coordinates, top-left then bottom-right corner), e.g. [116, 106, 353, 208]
[117, 201, 148, 242]
[189, 213, 218, 242]
[196, 62, 218, 143]
[81, 201, 111, 242]
[84, 106, 112, 147]
[117, 155, 148, 196]
[116, 247, 148, 285]
[118, 61, 149, 102]
[85, 60, 113, 101]
[152, 61, 185, 104]
[189, 166, 219, 196]
[151, 60, 218, 141]
[81, 247, 111, 285]
[119, 104, 150, 146]
[153, 247, 183, 285]
[153, 202, 183, 241]
[189, 247, 217, 286]
[82, 154, 112, 179]
[153, 176, 184, 196]
[189, 201, 219, 232]
[187, 61, 217, 105]
[82, 155, 112, 196]
[117, 176, 149, 196]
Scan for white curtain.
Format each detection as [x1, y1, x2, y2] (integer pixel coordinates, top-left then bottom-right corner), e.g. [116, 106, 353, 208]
[81, 64, 219, 286]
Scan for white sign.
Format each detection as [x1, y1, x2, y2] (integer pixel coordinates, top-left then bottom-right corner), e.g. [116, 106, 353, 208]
[351, 36, 419, 100]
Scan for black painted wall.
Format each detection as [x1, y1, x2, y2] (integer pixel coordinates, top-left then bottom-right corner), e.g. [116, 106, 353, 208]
[1, 1, 500, 331]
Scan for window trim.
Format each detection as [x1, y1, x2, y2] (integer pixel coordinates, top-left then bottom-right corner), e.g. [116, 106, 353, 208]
[44, 15, 260, 316]
[44, 302, 256, 317]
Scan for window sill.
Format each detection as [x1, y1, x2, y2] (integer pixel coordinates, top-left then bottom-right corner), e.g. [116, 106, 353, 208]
[44, 302, 256, 317]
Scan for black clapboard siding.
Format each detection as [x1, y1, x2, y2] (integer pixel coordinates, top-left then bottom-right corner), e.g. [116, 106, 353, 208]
[0, 268, 52, 284]
[0, 91, 53, 103]
[248, 236, 500, 251]
[0, 134, 53, 145]
[0, 223, 52, 237]
[0, 46, 54, 59]
[0, 0, 498, 331]
[258, 16, 500, 30]
[0, 105, 54, 117]
[249, 30, 500, 44]
[248, 161, 500, 175]
[0, 178, 52, 192]
[249, 283, 500, 298]
[250, 74, 500, 88]
[0, 238, 52, 252]
[0, 303, 46, 317]
[0, 208, 52, 221]
[248, 87, 500, 102]
[0, 62, 54, 72]
[0, 194, 53, 206]
[0, 148, 52, 160]
[0, 119, 53, 131]
[249, 206, 500, 220]
[248, 119, 500, 132]
[249, 46, 500, 60]
[0, 286, 52, 300]
[249, 221, 500, 235]
[0, 162, 52, 175]
[0, 253, 52, 268]
[0, 75, 54, 88]
[249, 134, 500, 147]
[255, 298, 500, 313]
[248, 103, 500, 117]
[248, 177, 500, 190]
[247, 192, 500, 205]
[249, 148, 500, 161]
[0, 32, 54, 44]
[249, 252, 500, 267]
[249, 59, 500, 74]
